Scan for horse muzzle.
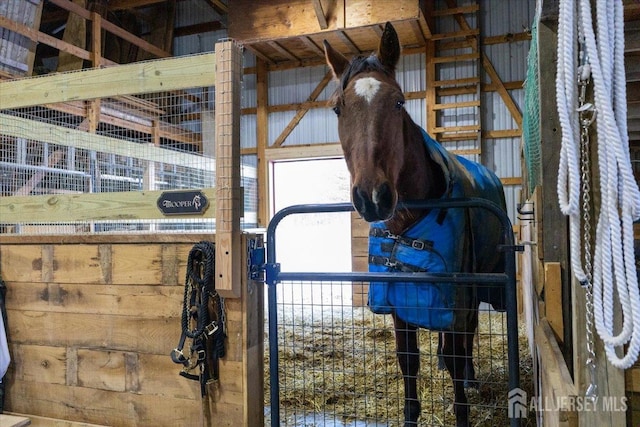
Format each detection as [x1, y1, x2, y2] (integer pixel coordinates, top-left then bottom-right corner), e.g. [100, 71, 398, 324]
[352, 182, 396, 222]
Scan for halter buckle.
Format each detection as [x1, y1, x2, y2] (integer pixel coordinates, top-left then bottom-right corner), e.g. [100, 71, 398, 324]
[205, 321, 219, 336]
[411, 240, 425, 250]
[383, 258, 397, 268]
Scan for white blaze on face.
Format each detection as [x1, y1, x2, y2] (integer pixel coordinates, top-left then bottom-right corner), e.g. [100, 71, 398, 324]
[354, 77, 381, 104]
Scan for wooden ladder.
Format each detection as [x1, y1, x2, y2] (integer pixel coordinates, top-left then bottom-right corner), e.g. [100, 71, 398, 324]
[426, 1, 482, 158]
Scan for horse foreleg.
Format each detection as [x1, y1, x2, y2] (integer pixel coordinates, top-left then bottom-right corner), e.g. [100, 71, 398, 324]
[442, 332, 470, 427]
[393, 314, 420, 426]
[437, 333, 446, 371]
[464, 308, 478, 389]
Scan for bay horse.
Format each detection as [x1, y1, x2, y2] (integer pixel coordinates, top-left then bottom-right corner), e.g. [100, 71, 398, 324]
[324, 23, 507, 427]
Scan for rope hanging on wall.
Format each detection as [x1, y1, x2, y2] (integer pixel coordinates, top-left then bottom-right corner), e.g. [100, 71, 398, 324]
[556, 0, 640, 371]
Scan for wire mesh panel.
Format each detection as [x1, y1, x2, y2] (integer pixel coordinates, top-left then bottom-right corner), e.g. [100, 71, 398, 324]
[266, 279, 533, 427]
[0, 55, 258, 235]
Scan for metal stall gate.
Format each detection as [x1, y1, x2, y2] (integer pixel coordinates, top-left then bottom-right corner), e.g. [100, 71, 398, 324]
[260, 199, 524, 427]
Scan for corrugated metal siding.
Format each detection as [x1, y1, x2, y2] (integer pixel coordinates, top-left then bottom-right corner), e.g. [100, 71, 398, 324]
[169, 0, 535, 222]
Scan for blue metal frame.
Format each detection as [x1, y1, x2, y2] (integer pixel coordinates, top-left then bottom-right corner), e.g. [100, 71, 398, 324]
[262, 198, 522, 427]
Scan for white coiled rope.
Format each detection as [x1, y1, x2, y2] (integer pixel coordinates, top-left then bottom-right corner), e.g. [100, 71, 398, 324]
[557, 0, 640, 369]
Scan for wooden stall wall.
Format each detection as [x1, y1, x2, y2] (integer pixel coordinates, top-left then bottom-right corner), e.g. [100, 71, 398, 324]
[0, 234, 263, 427]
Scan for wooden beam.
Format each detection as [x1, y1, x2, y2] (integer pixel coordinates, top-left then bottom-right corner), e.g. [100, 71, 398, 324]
[272, 70, 333, 147]
[264, 143, 343, 162]
[312, 0, 329, 30]
[300, 36, 324, 56]
[49, 0, 170, 59]
[0, 14, 94, 63]
[57, 0, 87, 72]
[0, 53, 216, 110]
[482, 52, 523, 128]
[107, 0, 168, 10]
[267, 41, 299, 62]
[335, 30, 360, 54]
[256, 59, 269, 227]
[214, 40, 243, 298]
[205, 0, 229, 14]
[0, 188, 216, 223]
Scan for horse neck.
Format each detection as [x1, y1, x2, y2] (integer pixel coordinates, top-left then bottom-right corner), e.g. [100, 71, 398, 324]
[386, 115, 447, 234]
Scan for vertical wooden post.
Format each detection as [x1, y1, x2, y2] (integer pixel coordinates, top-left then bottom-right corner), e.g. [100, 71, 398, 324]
[214, 40, 243, 298]
[90, 11, 102, 68]
[256, 58, 269, 227]
[423, 1, 436, 136]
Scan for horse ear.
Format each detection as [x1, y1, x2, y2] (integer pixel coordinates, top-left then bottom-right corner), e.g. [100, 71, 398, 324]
[324, 40, 349, 80]
[378, 22, 401, 72]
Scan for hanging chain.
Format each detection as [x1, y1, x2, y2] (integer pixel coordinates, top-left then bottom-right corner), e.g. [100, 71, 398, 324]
[577, 50, 598, 401]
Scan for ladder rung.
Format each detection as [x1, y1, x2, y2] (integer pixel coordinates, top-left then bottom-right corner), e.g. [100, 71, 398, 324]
[439, 133, 481, 142]
[430, 29, 480, 41]
[438, 39, 478, 51]
[448, 148, 482, 156]
[432, 100, 480, 110]
[433, 125, 480, 132]
[432, 53, 480, 64]
[433, 5, 480, 16]
[433, 77, 480, 88]
[438, 86, 478, 96]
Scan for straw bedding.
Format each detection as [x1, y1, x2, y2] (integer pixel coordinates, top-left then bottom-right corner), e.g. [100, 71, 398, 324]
[265, 307, 535, 426]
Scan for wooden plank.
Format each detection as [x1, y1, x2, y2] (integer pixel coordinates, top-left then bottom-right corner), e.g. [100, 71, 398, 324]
[0, 245, 46, 283]
[214, 40, 243, 298]
[431, 52, 479, 63]
[77, 349, 126, 392]
[5, 381, 201, 426]
[0, 188, 216, 223]
[544, 262, 564, 343]
[7, 413, 105, 427]
[312, 0, 329, 30]
[0, 53, 215, 110]
[228, 0, 422, 43]
[482, 52, 523, 128]
[6, 310, 179, 355]
[535, 319, 578, 427]
[0, 15, 94, 65]
[0, 415, 31, 427]
[256, 59, 269, 227]
[264, 143, 343, 161]
[10, 344, 67, 385]
[6, 282, 181, 318]
[240, 234, 265, 426]
[48, 0, 170, 59]
[57, 0, 87, 72]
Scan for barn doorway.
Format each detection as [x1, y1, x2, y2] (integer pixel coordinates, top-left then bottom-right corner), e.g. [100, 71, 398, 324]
[270, 157, 352, 304]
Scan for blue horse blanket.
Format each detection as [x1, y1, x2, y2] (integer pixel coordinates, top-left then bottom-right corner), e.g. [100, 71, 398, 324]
[368, 129, 506, 331]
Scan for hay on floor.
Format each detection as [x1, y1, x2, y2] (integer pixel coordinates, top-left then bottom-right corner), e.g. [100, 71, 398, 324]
[265, 306, 535, 427]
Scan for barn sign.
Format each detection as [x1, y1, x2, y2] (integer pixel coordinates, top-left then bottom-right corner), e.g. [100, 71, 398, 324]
[157, 190, 210, 215]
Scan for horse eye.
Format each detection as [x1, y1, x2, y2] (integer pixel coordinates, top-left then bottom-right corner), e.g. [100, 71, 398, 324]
[333, 106, 341, 116]
[395, 100, 405, 110]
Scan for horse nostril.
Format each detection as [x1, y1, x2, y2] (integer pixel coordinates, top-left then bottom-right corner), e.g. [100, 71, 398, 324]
[377, 182, 393, 207]
[352, 186, 366, 213]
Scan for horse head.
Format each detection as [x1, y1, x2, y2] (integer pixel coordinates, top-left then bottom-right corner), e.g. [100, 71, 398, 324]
[324, 23, 408, 223]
